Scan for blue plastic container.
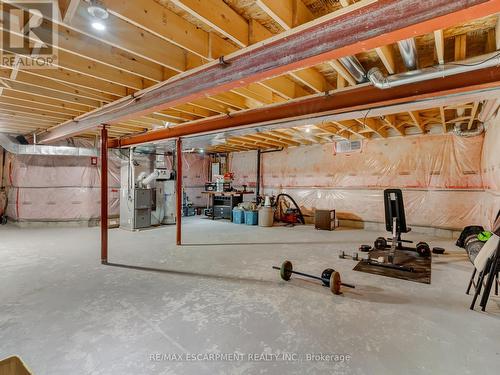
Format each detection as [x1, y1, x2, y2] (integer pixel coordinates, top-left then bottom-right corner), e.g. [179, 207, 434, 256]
[232, 209, 245, 224]
[244, 210, 259, 225]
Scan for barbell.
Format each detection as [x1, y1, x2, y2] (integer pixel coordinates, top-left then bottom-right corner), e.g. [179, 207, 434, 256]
[272, 260, 355, 295]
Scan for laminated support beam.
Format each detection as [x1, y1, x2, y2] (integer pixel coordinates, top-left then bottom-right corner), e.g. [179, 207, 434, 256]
[109, 66, 500, 148]
[37, 0, 500, 143]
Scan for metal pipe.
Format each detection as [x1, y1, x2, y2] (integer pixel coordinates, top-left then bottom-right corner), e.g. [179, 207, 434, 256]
[176, 138, 182, 246]
[0, 134, 98, 156]
[397, 38, 418, 70]
[100, 125, 108, 264]
[453, 122, 484, 137]
[339, 56, 367, 83]
[368, 51, 500, 89]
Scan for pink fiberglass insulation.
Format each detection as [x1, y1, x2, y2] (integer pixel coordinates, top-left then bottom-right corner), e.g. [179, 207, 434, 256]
[480, 112, 500, 226]
[4, 149, 121, 222]
[230, 131, 498, 229]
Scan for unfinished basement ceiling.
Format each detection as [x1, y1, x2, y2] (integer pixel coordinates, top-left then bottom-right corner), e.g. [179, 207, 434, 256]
[0, 0, 497, 145]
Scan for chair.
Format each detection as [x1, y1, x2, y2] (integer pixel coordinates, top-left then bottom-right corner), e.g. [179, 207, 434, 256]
[466, 234, 500, 311]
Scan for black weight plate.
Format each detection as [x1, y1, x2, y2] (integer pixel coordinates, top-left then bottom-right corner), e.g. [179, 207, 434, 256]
[416, 242, 431, 257]
[374, 237, 387, 250]
[321, 268, 334, 286]
[359, 245, 372, 252]
[432, 247, 445, 254]
[280, 260, 293, 281]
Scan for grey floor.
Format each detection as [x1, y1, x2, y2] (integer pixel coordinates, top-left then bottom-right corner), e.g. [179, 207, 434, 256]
[1, 217, 499, 375]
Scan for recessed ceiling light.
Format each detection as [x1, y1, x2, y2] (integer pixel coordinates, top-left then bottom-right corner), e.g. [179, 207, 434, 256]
[91, 21, 106, 31]
[305, 127, 311, 133]
[87, 1, 109, 20]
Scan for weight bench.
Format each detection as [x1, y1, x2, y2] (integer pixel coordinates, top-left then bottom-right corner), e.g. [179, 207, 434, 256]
[364, 189, 430, 272]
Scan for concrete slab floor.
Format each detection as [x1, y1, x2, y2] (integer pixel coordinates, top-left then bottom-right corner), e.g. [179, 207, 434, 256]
[1, 217, 499, 375]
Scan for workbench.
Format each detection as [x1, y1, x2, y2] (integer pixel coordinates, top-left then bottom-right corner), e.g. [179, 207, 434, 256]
[202, 191, 254, 220]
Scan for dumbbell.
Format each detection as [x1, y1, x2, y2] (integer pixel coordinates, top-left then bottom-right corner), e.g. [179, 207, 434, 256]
[339, 251, 359, 261]
[272, 260, 355, 295]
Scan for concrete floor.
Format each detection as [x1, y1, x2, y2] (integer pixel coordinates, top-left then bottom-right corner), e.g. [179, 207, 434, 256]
[1, 217, 499, 375]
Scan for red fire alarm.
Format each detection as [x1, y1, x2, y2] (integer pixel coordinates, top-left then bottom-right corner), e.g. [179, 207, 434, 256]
[91, 157, 98, 166]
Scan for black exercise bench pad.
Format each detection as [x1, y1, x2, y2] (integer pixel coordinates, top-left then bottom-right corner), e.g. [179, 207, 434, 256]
[353, 249, 432, 284]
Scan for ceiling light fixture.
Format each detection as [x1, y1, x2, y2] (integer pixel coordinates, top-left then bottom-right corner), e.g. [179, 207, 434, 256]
[91, 21, 106, 31]
[87, 0, 109, 31]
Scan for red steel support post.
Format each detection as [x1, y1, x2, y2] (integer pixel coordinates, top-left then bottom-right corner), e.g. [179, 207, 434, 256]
[176, 138, 182, 246]
[101, 125, 108, 264]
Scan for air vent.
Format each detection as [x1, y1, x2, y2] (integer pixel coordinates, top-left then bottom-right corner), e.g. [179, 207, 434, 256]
[335, 140, 362, 153]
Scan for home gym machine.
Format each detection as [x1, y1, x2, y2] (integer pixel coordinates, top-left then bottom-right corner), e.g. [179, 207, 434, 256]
[363, 189, 431, 272]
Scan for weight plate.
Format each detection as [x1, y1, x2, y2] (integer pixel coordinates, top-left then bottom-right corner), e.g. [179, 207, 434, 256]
[321, 268, 334, 286]
[416, 242, 431, 258]
[359, 245, 372, 252]
[330, 271, 342, 295]
[432, 247, 445, 255]
[374, 237, 387, 250]
[280, 260, 293, 281]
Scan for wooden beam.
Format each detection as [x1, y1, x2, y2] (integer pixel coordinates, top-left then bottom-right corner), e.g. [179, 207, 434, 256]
[170, 0, 249, 48]
[0, 79, 99, 108]
[256, 0, 294, 30]
[62, 0, 80, 24]
[0, 68, 116, 103]
[102, 0, 235, 59]
[67, 5, 189, 72]
[328, 60, 356, 86]
[354, 118, 388, 138]
[434, 30, 445, 64]
[408, 111, 425, 133]
[496, 13, 500, 50]
[289, 68, 328, 93]
[440, 106, 447, 132]
[468, 102, 480, 129]
[375, 45, 396, 74]
[8, 66, 127, 98]
[0, 47, 147, 90]
[3, 89, 91, 115]
[381, 115, 405, 136]
[454, 34, 467, 60]
[39, 0, 500, 143]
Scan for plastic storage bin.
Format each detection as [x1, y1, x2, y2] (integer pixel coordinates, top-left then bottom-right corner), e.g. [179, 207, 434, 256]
[244, 210, 259, 225]
[232, 208, 245, 224]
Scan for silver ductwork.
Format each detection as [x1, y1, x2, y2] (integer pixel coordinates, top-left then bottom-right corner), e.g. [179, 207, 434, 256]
[453, 122, 484, 137]
[0, 134, 98, 156]
[397, 38, 418, 70]
[367, 51, 500, 89]
[339, 56, 367, 83]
